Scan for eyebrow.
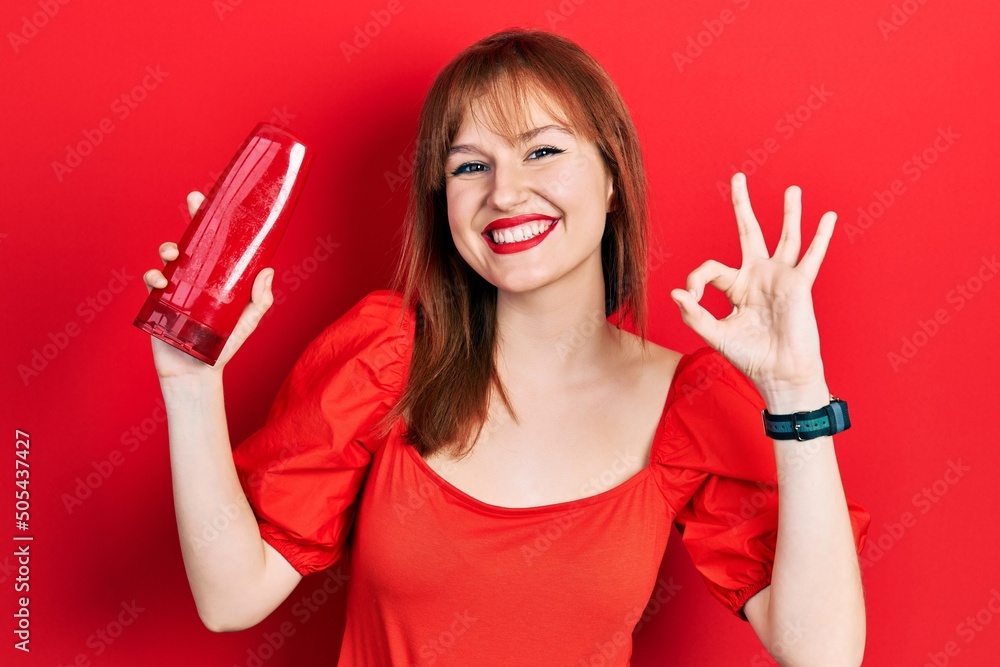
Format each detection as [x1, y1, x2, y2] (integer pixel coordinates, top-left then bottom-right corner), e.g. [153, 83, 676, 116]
[447, 124, 574, 156]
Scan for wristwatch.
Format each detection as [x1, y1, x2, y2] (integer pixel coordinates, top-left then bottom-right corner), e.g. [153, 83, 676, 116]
[761, 397, 851, 441]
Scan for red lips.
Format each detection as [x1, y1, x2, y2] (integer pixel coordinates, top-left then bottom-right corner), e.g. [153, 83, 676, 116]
[481, 216, 560, 254]
[482, 214, 558, 234]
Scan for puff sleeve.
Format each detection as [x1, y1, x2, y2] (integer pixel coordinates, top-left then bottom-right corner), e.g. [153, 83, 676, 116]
[231, 290, 414, 576]
[653, 347, 871, 621]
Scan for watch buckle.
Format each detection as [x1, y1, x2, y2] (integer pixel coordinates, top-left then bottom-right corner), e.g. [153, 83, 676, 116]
[791, 410, 812, 441]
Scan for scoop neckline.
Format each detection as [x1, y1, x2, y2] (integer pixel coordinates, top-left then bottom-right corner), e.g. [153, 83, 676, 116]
[397, 349, 694, 517]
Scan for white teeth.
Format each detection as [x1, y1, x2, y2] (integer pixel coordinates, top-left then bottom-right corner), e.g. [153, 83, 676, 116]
[490, 220, 554, 245]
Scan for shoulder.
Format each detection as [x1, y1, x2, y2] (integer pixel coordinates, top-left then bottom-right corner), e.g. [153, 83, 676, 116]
[312, 289, 415, 350]
[335, 289, 415, 334]
[616, 329, 684, 382]
[614, 332, 759, 407]
[668, 346, 763, 409]
[652, 346, 773, 478]
[289, 289, 416, 395]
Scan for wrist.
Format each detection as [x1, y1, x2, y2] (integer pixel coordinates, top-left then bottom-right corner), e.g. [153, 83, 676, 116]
[160, 371, 225, 403]
[759, 379, 831, 414]
[762, 394, 850, 441]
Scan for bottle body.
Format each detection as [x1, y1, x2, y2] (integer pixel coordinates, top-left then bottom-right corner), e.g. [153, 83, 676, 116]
[134, 122, 314, 365]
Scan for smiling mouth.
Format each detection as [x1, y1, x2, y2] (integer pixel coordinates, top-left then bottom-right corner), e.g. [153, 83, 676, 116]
[485, 219, 558, 245]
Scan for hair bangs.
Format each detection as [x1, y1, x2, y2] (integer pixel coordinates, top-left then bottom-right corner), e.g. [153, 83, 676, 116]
[448, 71, 593, 151]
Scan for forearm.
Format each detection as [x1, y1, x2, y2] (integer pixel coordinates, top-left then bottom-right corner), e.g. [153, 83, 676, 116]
[761, 381, 866, 667]
[162, 374, 274, 630]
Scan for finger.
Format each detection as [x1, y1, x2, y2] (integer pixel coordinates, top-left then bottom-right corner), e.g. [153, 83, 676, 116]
[158, 241, 178, 266]
[230, 268, 276, 344]
[774, 185, 802, 265]
[143, 268, 168, 292]
[685, 259, 739, 301]
[730, 173, 769, 262]
[252, 267, 275, 308]
[797, 211, 838, 282]
[670, 288, 724, 350]
[187, 191, 206, 219]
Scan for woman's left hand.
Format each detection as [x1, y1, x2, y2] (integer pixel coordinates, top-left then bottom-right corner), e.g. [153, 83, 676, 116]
[670, 172, 835, 409]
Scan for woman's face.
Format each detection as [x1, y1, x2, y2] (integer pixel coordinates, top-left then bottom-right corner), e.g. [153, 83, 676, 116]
[444, 89, 614, 296]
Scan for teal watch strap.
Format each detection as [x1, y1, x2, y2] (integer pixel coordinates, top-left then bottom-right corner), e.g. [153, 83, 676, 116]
[761, 398, 850, 441]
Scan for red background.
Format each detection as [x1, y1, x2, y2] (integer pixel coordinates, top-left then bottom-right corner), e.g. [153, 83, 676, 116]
[2, 0, 998, 665]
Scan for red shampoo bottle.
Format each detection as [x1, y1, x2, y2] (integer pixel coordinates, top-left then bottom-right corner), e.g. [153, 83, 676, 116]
[134, 123, 314, 365]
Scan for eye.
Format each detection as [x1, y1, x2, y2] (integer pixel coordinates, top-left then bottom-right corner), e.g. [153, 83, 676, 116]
[451, 146, 566, 176]
[528, 145, 565, 160]
[450, 162, 487, 176]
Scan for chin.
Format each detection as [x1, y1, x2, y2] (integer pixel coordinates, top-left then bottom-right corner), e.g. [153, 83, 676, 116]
[488, 270, 561, 296]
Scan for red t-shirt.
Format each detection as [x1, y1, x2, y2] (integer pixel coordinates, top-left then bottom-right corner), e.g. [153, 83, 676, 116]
[232, 290, 871, 666]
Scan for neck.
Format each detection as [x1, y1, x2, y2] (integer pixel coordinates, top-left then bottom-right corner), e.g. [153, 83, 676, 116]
[493, 251, 624, 390]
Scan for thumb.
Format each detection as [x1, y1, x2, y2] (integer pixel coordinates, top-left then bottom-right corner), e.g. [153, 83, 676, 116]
[670, 288, 722, 349]
[228, 269, 275, 345]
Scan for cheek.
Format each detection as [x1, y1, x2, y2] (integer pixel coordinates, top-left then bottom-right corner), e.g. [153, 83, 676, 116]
[446, 181, 475, 210]
[444, 189, 481, 257]
[544, 155, 600, 202]
[445, 187, 472, 232]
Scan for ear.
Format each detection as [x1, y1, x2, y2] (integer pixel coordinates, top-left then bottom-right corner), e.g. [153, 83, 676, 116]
[606, 177, 616, 212]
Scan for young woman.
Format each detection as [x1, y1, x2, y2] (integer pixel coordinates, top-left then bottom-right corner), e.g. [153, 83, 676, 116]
[144, 28, 870, 666]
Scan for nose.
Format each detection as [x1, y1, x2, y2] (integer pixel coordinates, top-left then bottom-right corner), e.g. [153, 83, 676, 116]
[485, 160, 531, 212]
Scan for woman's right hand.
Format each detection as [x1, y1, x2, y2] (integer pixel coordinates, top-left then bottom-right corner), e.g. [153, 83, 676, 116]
[143, 191, 276, 380]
